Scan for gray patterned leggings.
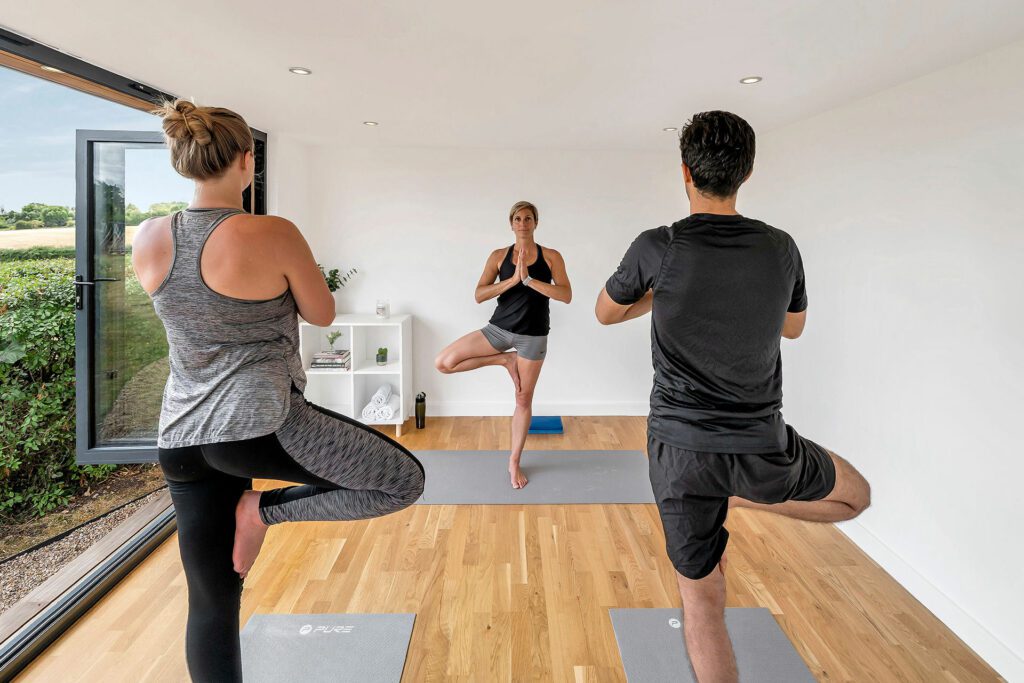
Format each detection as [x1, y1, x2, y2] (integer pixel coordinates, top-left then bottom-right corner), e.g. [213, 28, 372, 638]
[158, 390, 425, 683]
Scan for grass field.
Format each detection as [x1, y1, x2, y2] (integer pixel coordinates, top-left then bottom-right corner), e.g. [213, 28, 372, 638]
[0, 226, 140, 250]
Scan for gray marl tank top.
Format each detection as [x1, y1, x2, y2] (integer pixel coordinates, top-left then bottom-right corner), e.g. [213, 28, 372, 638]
[152, 208, 307, 448]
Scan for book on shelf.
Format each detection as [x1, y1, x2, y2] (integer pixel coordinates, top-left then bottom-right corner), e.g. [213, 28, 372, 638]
[310, 362, 350, 370]
[310, 350, 351, 370]
[314, 350, 350, 360]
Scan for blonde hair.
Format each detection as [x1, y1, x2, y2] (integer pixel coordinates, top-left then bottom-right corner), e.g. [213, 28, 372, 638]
[508, 201, 538, 224]
[154, 99, 254, 181]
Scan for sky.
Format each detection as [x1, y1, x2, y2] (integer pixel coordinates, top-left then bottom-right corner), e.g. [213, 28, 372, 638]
[0, 66, 194, 212]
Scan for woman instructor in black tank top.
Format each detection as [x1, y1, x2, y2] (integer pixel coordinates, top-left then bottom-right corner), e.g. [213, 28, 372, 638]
[435, 201, 572, 489]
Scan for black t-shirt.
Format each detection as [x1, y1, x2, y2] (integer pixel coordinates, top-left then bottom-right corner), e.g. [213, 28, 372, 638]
[605, 214, 807, 454]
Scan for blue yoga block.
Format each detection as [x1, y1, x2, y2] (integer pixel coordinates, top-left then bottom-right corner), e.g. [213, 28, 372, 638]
[528, 416, 563, 434]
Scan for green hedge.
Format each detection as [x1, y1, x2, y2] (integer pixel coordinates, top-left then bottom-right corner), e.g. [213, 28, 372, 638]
[0, 258, 114, 519]
[0, 246, 77, 262]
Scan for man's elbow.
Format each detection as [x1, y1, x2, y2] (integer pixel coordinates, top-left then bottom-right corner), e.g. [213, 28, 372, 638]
[782, 326, 804, 340]
[594, 307, 617, 325]
[782, 311, 807, 339]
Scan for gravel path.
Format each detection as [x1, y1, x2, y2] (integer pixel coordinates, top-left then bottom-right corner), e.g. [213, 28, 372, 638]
[0, 488, 167, 614]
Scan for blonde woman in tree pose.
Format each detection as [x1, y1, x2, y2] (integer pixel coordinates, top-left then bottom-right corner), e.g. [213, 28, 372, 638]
[435, 201, 572, 488]
[134, 100, 424, 682]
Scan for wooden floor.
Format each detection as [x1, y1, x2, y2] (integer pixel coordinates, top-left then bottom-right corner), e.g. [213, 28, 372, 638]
[16, 417, 1002, 682]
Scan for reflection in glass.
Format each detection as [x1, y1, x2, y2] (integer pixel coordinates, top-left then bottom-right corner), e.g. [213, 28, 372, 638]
[93, 145, 189, 445]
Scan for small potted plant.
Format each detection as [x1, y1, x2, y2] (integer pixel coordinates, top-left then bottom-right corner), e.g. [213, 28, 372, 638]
[318, 264, 358, 293]
[376, 347, 388, 366]
[325, 330, 343, 353]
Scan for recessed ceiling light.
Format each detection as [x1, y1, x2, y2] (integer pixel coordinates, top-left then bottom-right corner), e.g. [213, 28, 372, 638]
[662, 127, 677, 132]
[363, 121, 379, 126]
[739, 76, 763, 84]
[41, 65, 64, 74]
[289, 67, 312, 75]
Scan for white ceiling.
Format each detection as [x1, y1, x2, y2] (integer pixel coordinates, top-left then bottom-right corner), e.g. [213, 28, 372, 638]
[4, 1, 1024, 150]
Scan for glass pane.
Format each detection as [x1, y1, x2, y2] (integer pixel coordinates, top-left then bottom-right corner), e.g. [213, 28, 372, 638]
[92, 143, 191, 446]
[0, 64, 171, 616]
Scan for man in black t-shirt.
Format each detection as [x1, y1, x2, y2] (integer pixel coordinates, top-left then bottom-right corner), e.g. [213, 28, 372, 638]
[595, 111, 871, 683]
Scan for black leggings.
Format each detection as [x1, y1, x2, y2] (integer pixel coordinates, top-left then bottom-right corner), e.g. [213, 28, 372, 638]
[159, 394, 425, 682]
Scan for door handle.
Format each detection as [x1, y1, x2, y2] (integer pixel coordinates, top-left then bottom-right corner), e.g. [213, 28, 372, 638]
[74, 275, 120, 310]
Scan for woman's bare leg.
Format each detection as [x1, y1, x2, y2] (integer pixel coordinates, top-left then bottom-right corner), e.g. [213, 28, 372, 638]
[233, 490, 268, 579]
[509, 356, 544, 489]
[435, 330, 519, 390]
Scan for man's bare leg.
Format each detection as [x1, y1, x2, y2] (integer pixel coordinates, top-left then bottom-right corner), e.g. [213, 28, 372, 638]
[729, 451, 871, 523]
[677, 560, 738, 683]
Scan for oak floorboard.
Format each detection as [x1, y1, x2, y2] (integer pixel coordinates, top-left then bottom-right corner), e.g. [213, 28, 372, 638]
[15, 417, 1002, 682]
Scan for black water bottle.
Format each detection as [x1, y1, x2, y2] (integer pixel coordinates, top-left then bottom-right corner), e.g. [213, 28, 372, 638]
[415, 392, 426, 429]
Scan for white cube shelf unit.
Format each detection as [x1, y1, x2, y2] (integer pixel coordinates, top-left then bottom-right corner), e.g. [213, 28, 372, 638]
[298, 314, 413, 437]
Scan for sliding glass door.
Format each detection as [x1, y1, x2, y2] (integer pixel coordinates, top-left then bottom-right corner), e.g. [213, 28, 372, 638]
[74, 130, 266, 464]
[74, 131, 184, 463]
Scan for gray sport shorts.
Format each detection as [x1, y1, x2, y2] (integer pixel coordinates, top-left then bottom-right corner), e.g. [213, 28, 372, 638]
[480, 323, 548, 361]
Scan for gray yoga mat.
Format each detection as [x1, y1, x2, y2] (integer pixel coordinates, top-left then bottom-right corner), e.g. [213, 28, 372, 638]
[610, 608, 815, 682]
[414, 450, 655, 504]
[240, 613, 415, 682]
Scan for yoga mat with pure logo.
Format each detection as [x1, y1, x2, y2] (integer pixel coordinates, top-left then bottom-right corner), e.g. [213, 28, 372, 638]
[609, 608, 815, 682]
[240, 613, 415, 682]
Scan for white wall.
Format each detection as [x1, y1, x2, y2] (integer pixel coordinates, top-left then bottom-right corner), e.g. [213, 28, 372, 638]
[268, 40, 1023, 679]
[743, 40, 1024, 680]
[267, 134, 313, 232]
[293, 145, 686, 416]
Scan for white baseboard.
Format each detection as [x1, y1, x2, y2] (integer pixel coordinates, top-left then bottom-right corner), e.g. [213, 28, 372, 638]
[838, 521, 1022, 682]
[426, 400, 650, 417]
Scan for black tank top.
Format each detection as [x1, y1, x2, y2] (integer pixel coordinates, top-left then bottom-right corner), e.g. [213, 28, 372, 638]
[488, 244, 552, 336]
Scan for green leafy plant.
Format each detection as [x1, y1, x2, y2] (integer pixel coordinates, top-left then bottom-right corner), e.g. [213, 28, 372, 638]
[326, 330, 343, 350]
[0, 257, 116, 520]
[318, 265, 359, 293]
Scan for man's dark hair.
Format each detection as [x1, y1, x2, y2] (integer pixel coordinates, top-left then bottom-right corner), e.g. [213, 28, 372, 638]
[678, 111, 755, 198]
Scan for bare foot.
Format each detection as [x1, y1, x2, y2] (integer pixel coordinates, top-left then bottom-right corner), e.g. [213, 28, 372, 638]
[509, 457, 528, 489]
[234, 490, 269, 579]
[504, 353, 521, 392]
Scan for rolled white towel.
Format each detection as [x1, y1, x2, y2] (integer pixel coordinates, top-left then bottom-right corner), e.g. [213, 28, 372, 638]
[374, 394, 401, 421]
[371, 383, 393, 407]
[361, 402, 377, 421]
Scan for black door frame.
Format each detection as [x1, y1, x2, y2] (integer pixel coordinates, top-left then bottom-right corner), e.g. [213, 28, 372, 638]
[0, 26, 268, 679]
[74, 130, 168, 464]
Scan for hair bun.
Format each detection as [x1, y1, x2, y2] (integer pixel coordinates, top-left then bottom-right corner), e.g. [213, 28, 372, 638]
[157, 99, 213, 146]
[151, 99, 253, 181]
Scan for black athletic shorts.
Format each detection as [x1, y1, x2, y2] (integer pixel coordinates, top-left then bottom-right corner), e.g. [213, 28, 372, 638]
[648, 424, 836, 580]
